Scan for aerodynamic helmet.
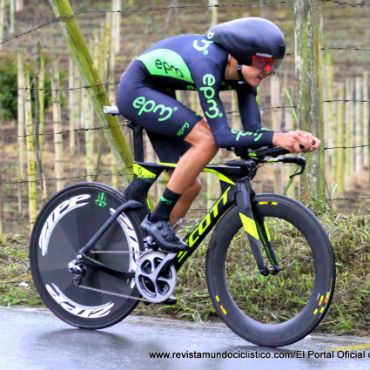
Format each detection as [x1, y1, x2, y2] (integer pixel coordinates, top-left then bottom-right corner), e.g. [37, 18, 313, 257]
[206, 17, 286, 68]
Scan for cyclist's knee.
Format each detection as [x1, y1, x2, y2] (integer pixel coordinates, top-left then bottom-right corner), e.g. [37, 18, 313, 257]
[186, 119, 218, 154]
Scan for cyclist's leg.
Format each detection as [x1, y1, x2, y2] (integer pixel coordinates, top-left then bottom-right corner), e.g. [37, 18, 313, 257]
[117, 65, 218, 249]
[167, 119, 217, 194]
[169, 175, 202, 225]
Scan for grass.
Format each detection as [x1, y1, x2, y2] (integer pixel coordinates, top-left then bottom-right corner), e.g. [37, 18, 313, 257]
[0, 213, 368, 337]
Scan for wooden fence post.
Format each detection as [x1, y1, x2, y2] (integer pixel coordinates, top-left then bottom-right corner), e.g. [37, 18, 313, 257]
[25, 70, 37, 230]
[354, 77, 362, 174]
[9, 0, 15, 34]
[51, 61, 64, 191]
[335, 83, 345, 196]
[271, 76, 283, 193]
[362, 72, 369, 170]
[323, 52, 334, 190]
[68, 57, 76, 155]
[112, 0, 121, 55]
[209, 0, 218, 27]
[35, 43, 47, 201]
[294, 0, 326, 209]
[344, 79, 354, 191]
[0, 0, 4, 51]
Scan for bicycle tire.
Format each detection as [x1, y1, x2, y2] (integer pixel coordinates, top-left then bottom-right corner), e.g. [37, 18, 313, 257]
[206, 193, 335, 347]
[30, 182, 144, 329]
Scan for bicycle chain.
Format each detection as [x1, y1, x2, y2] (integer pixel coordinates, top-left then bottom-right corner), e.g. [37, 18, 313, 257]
[78, 284, 151, 303]
[78, 248, 174, 303]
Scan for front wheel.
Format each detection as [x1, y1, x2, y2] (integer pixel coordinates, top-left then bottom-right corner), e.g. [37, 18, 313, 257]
[206, 194, 335, 347]
[30, 182, 144, 329]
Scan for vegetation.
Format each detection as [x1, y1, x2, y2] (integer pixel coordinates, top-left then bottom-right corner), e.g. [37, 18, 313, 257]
[0, 213, 368, 336]
[0, 53, 65, 120]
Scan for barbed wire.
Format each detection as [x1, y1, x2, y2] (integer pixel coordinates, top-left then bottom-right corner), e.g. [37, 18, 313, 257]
[2, 122, 129, 142]
[322, 46, 370, 52]
[324, 144, 369, 149]
[3, 195, 370, 225]
[2, 172, 129, 186]
[4, 77, 370, 101]
[1, 0, 369, 51]
[0, 1, 292, 46]
[1, 144, 369, 186]
[325, 0, 370, 7]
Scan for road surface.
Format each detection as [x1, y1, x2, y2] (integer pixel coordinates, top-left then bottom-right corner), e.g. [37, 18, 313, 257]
[0, 307, 369, 370]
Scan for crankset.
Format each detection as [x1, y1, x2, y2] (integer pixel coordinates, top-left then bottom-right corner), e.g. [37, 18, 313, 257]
[135, 250, 177, 303]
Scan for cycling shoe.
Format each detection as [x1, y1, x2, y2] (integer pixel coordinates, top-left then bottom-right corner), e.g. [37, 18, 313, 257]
[141, 215, 187, 252]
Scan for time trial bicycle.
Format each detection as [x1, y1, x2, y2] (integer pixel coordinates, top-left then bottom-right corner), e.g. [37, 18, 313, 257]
[29, 106, 335, 347]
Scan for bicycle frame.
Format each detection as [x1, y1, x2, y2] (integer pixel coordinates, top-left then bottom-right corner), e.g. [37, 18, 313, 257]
[73, 157, 284, 279]
[72, 113, 305, 280]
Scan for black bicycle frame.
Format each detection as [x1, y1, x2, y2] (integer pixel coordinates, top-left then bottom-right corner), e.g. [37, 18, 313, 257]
[74, 157, 280, 279]
[73, 116, 304, 280]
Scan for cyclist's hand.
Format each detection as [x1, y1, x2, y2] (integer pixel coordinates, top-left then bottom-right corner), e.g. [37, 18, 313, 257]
[272, 130, 321, 153]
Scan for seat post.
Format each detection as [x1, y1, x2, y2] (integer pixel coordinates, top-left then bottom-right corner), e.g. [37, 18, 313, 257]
[128, 121, 144, 162]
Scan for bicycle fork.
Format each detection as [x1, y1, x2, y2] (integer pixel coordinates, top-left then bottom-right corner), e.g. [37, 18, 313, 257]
[235, 181, 281, 276]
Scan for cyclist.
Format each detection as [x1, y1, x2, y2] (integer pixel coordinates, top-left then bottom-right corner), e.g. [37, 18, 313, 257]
[116, 17, 320, 252]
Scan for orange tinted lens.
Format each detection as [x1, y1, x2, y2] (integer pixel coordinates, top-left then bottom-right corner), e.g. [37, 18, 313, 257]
[252, 56, 278, 74]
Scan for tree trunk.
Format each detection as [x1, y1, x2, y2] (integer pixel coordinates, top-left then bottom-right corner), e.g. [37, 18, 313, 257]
[294, 0, 326, 209]
[49, 0, 133, 178]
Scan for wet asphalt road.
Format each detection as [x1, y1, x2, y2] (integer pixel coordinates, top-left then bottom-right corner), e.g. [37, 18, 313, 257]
[0, 307, 369, 370]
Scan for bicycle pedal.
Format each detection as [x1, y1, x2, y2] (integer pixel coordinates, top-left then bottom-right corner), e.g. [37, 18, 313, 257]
[144, 236, 157, 249]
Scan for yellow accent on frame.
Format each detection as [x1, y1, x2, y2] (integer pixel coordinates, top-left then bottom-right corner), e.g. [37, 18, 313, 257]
[239, 213, 260, 240]
[158, 163, 235, 185]
[202, 168, 235, 185]
[133, 163, 156, 178]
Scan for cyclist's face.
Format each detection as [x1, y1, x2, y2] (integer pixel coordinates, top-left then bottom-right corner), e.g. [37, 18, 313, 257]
[242, 65, 269, 87]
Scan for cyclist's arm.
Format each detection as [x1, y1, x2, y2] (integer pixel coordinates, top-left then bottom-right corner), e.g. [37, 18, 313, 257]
[193, 62, 274, 149]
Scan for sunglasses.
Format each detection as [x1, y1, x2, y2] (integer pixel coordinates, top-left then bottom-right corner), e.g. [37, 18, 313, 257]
[251, 55, 280, 76]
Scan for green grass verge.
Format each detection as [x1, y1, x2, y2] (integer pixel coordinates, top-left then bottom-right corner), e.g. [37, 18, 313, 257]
[0, 213, 369, 336]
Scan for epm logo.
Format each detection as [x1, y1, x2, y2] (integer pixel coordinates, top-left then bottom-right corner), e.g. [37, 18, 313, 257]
[132, 96, 177, 122]
[199, 74, 223, 119]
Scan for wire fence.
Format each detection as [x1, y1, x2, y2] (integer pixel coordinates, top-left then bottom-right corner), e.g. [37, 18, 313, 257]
[0, 0, 369, 233]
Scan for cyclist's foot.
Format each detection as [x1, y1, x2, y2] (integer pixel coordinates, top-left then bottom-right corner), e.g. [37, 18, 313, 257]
[141, 215, 187, 252]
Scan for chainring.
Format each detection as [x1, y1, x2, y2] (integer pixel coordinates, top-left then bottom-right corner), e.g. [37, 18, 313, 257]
[134, 250, 176, 303]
